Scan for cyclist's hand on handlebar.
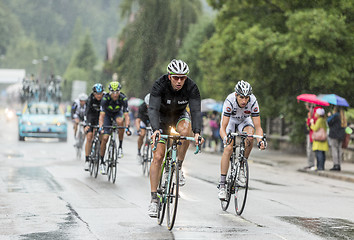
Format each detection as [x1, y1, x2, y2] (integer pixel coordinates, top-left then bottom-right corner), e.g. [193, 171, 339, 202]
[223, 134, 232, 147]
[98, 126, 104, 134]
[84, 126, 90, 133]
[194, 133, 204, 146]
[151, 130, 161, 146]
[125, 127, 132, 136]
[257, 140, 267, 150]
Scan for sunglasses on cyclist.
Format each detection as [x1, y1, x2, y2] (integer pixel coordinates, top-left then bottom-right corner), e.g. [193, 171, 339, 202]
[110, 91, 120, 94]
[171, 75, 187, 81]
[94, 92, 103, 95]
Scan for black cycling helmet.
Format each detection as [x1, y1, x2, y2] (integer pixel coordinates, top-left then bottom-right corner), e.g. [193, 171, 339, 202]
[92, 83, 103, 93]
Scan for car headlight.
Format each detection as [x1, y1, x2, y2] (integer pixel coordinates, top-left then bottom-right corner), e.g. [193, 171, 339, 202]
[56, 122, 67, 127]
[21, 120, 31, 125]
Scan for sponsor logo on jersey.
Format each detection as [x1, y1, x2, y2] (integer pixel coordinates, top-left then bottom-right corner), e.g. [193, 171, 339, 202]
[244, 110, 251, 114]
[253, 107, 259, 112]
[167, 100, 171, 104]
[226, 107, 232, 112]
[178, 100, 188, 104]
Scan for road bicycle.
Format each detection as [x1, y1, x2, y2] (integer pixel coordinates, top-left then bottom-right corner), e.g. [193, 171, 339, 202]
[87, 125, 100, 178]
[220, 132, 266, 215]
[154, 132, 201, 230]
[103, 125, 130, 183]
[75, 122, 86, 160]
[141, 126, 153, 176]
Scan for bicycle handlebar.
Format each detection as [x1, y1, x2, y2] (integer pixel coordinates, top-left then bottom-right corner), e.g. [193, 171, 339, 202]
[152, 133, 202, 154]
[228, 132, 267, 149]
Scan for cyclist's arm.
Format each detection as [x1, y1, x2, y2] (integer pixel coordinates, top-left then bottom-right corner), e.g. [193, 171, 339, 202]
[99, 111, 105, 130]
[188, 84, 202, 134]
[252, 115, 265, 149]
[220, 115, 230, 141]
[123, 112, 130, 127]
[135, 118, 141, 131]
[148, 93, 161, 132]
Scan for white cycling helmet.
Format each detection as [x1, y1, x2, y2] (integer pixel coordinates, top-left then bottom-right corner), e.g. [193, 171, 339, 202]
[167, 59, 189, 75]
[144, 93, 150, 105]
[78, 93, 88, 101]
[235, 80, 252, 97]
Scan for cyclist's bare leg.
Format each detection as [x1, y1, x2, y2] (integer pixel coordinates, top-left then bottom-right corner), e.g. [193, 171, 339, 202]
[100, 134, 110, 161]
[73, 118, 79, 137]
[150, 142, 166, 192]
[116, 117, 124, 141]
[175, 119, 192, 166]
[243, 125, 255, 158]
[220, 139, 234, 175]
[85, 131, 93, 157]
[138, 128, 146, 153]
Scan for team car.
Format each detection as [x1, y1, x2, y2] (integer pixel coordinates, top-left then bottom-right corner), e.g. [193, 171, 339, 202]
[17, 102, 68, 141]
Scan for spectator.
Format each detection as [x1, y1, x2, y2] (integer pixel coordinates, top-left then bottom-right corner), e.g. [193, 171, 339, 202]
[304, 104, 321, 169]
[210, 112, 220, 152]
[310, 108, 328, 171]
[327, 107, 346, 171]
[202, 114, 212, 150]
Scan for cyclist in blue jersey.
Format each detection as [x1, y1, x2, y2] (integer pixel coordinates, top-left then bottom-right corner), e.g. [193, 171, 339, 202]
[83, 83, 104, 171]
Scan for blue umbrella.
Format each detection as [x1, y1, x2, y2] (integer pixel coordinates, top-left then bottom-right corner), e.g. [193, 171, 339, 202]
[318, 94, 349, 107]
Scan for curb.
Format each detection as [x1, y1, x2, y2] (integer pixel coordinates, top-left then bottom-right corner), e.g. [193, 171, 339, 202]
[297, 168, 354, 183]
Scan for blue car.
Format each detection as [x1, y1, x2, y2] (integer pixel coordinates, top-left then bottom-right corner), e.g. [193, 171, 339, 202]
[17, 102, 68, 142]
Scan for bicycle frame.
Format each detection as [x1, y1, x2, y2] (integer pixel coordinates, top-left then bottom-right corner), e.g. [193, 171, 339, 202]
[155, 133, 201, 230]
[221, 131, 266, 215]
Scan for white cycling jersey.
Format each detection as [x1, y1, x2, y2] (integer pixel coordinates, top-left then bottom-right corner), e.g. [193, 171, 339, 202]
[72, 99, 87, 120]
[221, 92, 260, 133]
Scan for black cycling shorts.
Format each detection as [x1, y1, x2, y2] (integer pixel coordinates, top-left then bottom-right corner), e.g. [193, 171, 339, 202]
[159, 111, 191, 134]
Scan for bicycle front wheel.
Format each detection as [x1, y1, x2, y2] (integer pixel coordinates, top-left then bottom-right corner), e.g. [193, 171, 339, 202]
[157, 166, 167, 225]
[93, 140, 100, 178]
[166, 163, 179, 230]
[107, 142, 118, 183]
[221, 177, 233, 211]
[234, 160, 249, 215]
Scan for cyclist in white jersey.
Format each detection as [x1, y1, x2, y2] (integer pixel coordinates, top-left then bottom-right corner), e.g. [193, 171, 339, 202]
[218, 80, 266, 200]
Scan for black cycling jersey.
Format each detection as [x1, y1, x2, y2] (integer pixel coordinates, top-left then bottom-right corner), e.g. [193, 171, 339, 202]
[85, 93, 102, 125]
[137, 102, 149, 125]
[148, 74, 202, 134]
[100, 92, 129, 114]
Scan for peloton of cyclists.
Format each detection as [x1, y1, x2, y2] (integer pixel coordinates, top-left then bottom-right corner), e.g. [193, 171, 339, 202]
[147, 59, 205, 217]
[71, 93, 88, 142]
[98, 81, 132, 175]
[83, 83, 104, 171]
[135, 93, 151, 161]
[218, 80, 266, 200]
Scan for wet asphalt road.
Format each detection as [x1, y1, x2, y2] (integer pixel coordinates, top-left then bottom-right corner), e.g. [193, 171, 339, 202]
[1, 115, 354, 240]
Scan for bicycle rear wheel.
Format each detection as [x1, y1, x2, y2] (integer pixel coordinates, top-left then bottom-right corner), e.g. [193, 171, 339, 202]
[234, 159, 249, 215]
[93, 140, 100, 178]
[142, 143, 148, 175]
[157, 164, 167, 225]
[166, 163, 179, 230]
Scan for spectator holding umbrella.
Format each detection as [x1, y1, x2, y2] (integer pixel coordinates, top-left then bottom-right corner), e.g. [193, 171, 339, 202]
[310, 108, 328, 171]
[327, 106, 346, 171]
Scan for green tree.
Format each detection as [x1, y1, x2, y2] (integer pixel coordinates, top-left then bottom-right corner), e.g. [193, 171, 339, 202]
[178, 16, 215, 97]
[111, 0, 202, 98]
[202, 0, 354, 143]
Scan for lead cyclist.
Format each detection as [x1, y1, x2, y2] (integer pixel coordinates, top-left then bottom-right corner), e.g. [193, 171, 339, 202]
[218, 80, 266, 200]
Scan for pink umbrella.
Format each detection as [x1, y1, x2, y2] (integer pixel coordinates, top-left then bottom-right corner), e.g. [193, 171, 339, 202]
[296, 94, 329, 106]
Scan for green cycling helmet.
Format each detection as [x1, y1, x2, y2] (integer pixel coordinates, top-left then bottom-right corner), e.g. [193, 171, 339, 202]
[108, 81, 122, 91]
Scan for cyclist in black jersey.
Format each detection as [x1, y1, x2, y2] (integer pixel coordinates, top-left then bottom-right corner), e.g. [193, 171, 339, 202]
[135, 93, 150, 159]
[83, 83, 104, 171]
[147, 59, 205, 217]
[98, 81, 131, 174]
